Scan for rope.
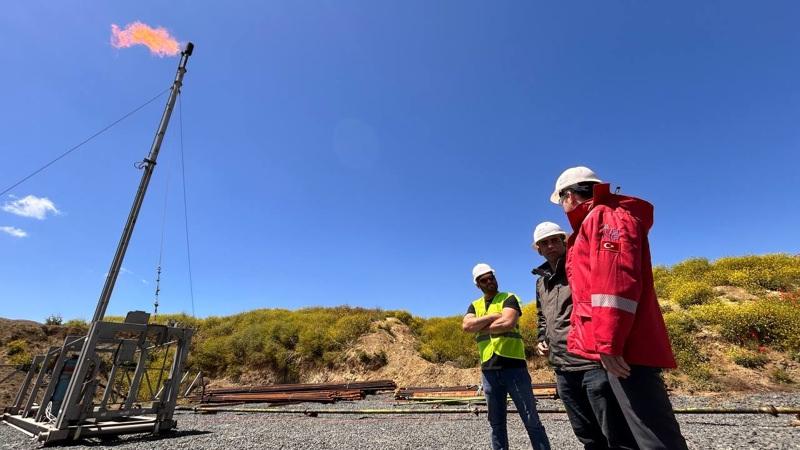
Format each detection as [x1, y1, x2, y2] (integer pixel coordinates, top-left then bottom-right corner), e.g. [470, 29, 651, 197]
[43, 402, 57, 423]
[179, 94, 196, 317]
[0, 86, 172, 197]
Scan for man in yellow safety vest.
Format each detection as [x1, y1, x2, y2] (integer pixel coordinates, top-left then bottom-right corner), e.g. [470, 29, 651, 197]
[462, 263, 552, 450]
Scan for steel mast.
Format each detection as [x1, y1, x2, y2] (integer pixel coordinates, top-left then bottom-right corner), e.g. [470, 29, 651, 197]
[91, 42, 194, 323]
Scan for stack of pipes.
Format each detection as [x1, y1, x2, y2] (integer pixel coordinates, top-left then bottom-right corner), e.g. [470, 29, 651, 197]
[196, 380, 397, 405]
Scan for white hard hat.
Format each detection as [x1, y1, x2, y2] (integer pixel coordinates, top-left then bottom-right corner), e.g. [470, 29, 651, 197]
[532, 221, 567, 246]
[472, 263, 494, 284]
[550, 166, 602, 204]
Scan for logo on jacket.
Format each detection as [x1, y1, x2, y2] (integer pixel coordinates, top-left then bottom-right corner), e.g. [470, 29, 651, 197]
[601, 240, 620, 252]
[599, 224, 621, 242]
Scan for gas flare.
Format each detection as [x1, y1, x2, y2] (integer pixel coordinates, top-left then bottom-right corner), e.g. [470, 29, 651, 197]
[111, 21, 180, 57]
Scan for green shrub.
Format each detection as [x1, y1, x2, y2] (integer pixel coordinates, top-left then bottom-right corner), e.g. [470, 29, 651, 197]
[688, 367, 720, 391]
[710, 254, 800, 292]
[770, 367, 794, 384]
[150, 312, 204, 329]
[518, 301, 540, 356]
[356, 350, 388, 370]
[653, 255, 800, 300]
[5, 339, 32, 366]
[417, 316, 477, 368]
[671, 281, 716, 308]
[328, 315, 372, 346]
[45, 314, 63, 326]
[389, 310, 424, 334]
[691, 298, 800, 351]
[193, 332, 231, 375]
[653, 265, 672, 300]
[189, 306, 394, 378]
[662, 311, 721, 388]
[63, 319, 89, 334]
[664, 311, 720, 391]
[727, 347, 768, 368]
[6, 339, 26, 356]
[671, 258, 712, 281]
[664, 311, 705, 371]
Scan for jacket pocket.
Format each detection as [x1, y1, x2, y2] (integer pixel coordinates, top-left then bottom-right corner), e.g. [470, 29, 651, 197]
[573, 299, 596, 353]
[573, 298, 592, 319]
[578, 314, 597, 352]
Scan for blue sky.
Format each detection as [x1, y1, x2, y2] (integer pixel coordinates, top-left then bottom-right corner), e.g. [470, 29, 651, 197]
[1, 2, 798, 321]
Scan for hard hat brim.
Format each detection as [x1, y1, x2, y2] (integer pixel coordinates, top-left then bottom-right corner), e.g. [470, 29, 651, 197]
[533, 230, 567, 246]
[549, 190, 561, 204]
[473, 269, 494, 284]
[550, 177, 602, 204]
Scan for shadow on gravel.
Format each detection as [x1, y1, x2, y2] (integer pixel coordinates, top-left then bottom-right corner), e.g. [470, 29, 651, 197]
[48, 429, 212, 447]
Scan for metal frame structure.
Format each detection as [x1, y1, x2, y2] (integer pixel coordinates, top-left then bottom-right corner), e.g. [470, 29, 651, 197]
[2, 43, 195, 444]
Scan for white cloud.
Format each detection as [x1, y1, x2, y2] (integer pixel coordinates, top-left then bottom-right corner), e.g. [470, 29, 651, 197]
[0, 226, 28, 238]
[118, 267, 152, 285]
[2, 195, 60, 220]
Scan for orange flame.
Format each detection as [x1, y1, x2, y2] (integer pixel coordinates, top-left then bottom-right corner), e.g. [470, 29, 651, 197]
[111, 22, 180, 57]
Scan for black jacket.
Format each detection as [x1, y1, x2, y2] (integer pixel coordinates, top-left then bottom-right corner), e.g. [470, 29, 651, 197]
[534, 258, 600, 371]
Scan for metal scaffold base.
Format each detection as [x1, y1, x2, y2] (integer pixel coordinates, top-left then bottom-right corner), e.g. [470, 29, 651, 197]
[1, 310, 193, 444]
[2, 413, 175, 444]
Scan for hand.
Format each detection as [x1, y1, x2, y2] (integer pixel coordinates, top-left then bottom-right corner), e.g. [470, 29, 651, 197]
[600, 353, 631, 379]
[536, 341, 549, 356]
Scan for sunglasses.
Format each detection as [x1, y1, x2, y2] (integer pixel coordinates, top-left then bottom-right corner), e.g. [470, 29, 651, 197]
[558, 189, 570, 205]
[476, 273, 496, 285]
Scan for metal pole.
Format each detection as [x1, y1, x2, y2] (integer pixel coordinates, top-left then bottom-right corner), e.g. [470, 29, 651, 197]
[177, 405, 800, 416]
[91, 42, 195, 323]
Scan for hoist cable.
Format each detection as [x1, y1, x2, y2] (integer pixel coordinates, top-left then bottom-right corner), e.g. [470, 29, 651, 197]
[153, 171, 171, 319]
[178, 94, 196, 317]
[0, 86, 172, 197]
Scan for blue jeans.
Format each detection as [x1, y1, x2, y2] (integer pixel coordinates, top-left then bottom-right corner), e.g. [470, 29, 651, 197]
[482, 367, 551, 450]
[556, 368, 637, 449]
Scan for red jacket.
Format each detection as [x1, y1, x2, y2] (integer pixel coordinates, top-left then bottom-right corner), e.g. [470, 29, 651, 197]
[565, 183, 676, 368]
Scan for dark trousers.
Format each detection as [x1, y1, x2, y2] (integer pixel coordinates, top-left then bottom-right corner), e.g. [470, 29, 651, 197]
[608, 366, 688, 450]
[482, 367, 551, 450]
[556, 368, 637, 450]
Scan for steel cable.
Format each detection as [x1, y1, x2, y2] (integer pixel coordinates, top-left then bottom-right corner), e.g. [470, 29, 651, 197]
[178, 93, 196, 317]
[0, 86, 172, 197]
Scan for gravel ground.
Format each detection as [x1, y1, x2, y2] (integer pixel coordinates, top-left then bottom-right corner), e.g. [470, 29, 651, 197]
[1, 393, 798, 449]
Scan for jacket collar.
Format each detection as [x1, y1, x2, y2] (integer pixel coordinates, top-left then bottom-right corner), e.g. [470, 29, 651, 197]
[566, 183, 654, 233]
[566, 183, 609, 232]
[532, 257, 565, 279]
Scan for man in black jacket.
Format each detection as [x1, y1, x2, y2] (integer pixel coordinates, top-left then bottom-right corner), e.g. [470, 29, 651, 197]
[532, 221, 636, 450]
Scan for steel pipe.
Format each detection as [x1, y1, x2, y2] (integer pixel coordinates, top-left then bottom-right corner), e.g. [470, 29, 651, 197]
[177, 405, 800, 416]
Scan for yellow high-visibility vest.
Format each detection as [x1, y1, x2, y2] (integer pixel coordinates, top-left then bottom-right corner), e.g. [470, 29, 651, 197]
[472, 292, 526, 363]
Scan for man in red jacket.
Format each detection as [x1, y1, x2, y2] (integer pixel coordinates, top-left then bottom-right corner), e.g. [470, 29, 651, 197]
[551, 166, 687, 450]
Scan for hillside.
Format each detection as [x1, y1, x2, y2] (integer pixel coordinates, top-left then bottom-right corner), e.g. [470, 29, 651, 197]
[0, 318, 92, 407]
[2, 253, 799, 404]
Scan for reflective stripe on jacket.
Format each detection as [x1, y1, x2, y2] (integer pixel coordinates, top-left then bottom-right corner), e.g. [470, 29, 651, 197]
[472, 292, 526, 363]
[565, 183, 677, 368]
